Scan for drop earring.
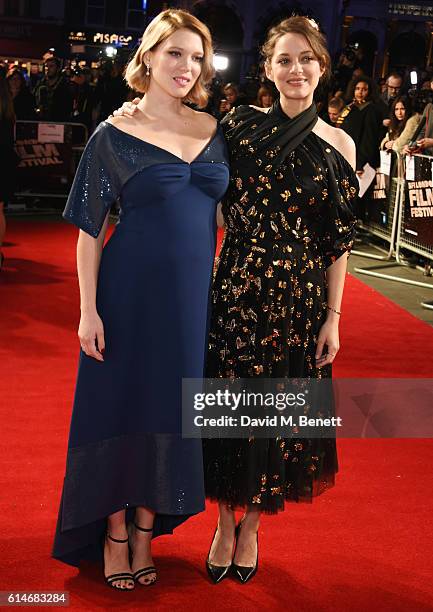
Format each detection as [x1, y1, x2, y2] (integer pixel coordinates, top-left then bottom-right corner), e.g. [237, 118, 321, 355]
[146, 64, 150, 76]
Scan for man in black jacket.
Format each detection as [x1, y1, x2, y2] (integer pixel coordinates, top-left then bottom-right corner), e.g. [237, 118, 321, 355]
[34, 57, 73, 122]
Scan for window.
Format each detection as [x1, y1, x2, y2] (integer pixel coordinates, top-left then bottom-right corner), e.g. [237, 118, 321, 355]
[86, 0, 105, 26]
[126, 0, 146, 31]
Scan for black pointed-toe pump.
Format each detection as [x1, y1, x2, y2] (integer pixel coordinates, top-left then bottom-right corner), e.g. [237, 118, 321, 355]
[232, 521, 259, 584]
[206, 525, 236, 584]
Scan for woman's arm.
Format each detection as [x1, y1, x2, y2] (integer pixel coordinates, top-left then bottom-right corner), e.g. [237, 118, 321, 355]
[77, 213, 109, 361]
[316, 130, 355, 368]
[216, 202, 225, 228]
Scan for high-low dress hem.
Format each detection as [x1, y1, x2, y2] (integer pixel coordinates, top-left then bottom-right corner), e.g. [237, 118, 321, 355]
[53, 121, 230, 567]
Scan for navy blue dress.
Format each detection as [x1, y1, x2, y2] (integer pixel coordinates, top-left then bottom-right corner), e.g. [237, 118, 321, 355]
[53, 121, 229, 567]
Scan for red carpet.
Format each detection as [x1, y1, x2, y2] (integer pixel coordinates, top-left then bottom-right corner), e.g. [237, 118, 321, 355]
[1, 219, 433, 611]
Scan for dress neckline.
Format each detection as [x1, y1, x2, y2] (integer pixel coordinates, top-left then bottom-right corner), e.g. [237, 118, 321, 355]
[103, 120, 220, 166]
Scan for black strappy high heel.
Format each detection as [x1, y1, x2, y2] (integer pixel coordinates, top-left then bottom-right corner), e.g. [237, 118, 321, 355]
[104, 533, 135, 591]
[132, 523, 157, 586]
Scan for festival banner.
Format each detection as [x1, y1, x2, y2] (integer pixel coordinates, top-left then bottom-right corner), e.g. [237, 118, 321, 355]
[403, 155, 433, 249]
[363, 164, 392, 229]
[14, 121, 85, 196]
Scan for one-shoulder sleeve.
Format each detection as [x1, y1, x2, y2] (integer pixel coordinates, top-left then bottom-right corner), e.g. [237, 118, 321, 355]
[63, 123, 122, 238]
[319, 149, 358, 269]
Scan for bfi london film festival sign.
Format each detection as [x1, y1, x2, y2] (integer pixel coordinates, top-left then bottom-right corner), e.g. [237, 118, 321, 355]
[14, 122, 74, 195]
[404, 155, 433, 249]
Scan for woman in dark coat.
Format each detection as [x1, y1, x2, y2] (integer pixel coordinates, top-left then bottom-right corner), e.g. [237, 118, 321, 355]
[338, 75, 382, 175]
[7, 68, 36, 120]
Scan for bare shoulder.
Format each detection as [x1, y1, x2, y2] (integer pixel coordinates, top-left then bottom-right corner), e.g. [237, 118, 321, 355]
[315, 118, 356, 169]
[105, 114, 139, 130]
[188, 108, 218, 136]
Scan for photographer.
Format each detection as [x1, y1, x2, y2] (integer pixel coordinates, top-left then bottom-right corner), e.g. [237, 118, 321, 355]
[34, 57, 73, 122]
[333, 45, 358, 95]
[402, 76, 433, 156]
[218, 82, 248, 118]
[70, 66, 94, 133]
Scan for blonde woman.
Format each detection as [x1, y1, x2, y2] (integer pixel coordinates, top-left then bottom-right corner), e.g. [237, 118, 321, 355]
[52, 9, 229, 590]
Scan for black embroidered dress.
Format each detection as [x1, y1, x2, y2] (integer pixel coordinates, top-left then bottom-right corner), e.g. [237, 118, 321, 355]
[203, 103, 357, 512]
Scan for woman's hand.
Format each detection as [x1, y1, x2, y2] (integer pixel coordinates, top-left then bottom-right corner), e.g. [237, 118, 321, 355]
[416, 137, 433, 150]
[384, 139, 394, 151]
[112, 97, 141, 118]
[315, 317, 340, 368]
[78, 311, 105, 361]
[402, 143, 415, 156]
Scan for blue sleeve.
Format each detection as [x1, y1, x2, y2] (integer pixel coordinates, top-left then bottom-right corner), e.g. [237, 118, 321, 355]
[62, 124, 121, 238]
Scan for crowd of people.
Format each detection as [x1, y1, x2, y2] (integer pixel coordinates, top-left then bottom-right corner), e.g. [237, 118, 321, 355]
[0, 56, 132, 130]
[1, 42, 433, 269]
[1, 49, 433, 151]
[212, 65, 433, 176]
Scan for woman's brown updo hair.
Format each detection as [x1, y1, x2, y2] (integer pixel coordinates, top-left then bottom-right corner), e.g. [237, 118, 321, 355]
[261, 16, 331, 84]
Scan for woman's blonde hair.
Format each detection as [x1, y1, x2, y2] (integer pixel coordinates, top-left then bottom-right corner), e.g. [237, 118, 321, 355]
[125, 8, 214, 108]
[262, 16, 331, 83]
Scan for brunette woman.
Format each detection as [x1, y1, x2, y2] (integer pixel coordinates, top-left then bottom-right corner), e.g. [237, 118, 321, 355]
[255, 84, 275, 108]
[381, 95, 411, 151]
[203, 17, 357, 583]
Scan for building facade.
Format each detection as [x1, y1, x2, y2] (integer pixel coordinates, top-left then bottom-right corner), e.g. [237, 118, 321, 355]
[184, 0, 433, 80]
[0, 0, 66, 62]
[3, 0, 433, 79]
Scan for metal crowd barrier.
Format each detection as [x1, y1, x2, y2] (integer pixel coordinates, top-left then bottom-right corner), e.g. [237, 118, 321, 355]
[395, 153, 433, 263]
[352, 150, 401, 261]
[354, 151, 433, 309]
[13, 120, 88, 200]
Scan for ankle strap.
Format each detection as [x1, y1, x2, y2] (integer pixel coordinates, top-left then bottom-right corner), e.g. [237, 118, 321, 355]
[106, 532, 128, 544]
[134, 523, 153, 533]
